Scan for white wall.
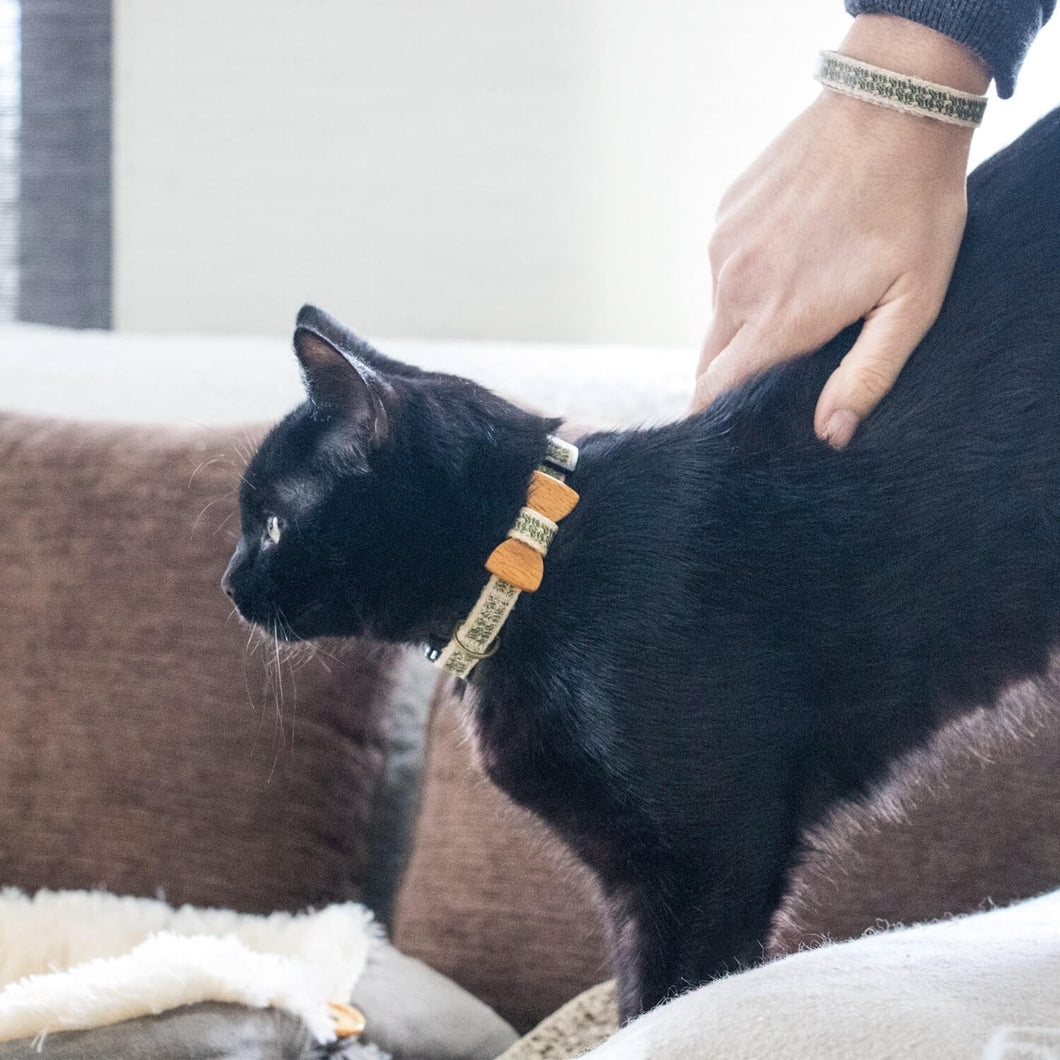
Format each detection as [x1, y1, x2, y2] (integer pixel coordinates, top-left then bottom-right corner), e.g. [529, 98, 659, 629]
[113, 1, 1060, 346]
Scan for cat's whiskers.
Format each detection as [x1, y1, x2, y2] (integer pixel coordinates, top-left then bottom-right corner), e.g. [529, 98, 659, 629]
[233, 430, 262, 469]
[246, 622, 285, 781]
[275, 609, 303, 750]
[192, 491, 237, 531]
[271, 620, 287, 751]
[235, 610, 306, 772]
[239, 628, 270, 770]
[286, 635, 337, 676]
[189, 454, 243, 486]
[212, 509, 239, 538]
[279, 638, 320, 674]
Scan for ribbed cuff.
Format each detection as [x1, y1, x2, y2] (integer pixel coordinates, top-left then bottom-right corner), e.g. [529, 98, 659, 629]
[844, 0, 1055, 98]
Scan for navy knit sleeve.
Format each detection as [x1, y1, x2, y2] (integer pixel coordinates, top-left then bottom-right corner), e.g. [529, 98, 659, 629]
[844, 0, 1055, 98]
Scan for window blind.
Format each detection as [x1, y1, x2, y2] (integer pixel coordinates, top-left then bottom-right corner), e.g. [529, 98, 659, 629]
[18, 0, 111, 329]
[0, 1, 17, 322]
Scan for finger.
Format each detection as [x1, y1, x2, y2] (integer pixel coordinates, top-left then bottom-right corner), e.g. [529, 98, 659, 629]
[698, 311, 739, 375]
[692, 323, 785, 412]
[690, 313, 740, 413]
[814, 304, 926, 449]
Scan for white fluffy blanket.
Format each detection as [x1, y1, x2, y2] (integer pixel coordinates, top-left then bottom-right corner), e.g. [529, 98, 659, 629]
[0, 889, 378, 1044]
[584, 888, 1060, 1059]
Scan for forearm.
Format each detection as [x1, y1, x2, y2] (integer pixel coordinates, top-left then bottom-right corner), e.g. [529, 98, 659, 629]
[840, 14, 989, 95]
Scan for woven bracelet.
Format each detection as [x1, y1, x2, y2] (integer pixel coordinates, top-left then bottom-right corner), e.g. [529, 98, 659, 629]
[814, 50, 987, 128]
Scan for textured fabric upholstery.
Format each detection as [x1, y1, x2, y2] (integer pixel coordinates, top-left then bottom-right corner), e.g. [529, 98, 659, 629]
[392, 679, 609, 1034]
[0, 412, 404, 913]
[771, 668, 1060, 955]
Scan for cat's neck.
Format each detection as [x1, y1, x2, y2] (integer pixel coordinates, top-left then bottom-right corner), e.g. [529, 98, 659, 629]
[367, 390, 561, 649]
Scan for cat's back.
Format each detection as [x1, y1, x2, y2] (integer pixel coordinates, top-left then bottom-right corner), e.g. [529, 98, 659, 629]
[545, 106, 1060, 704]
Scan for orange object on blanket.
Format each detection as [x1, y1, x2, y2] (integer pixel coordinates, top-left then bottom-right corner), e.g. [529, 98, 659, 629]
[329, 1001, 366, 1038]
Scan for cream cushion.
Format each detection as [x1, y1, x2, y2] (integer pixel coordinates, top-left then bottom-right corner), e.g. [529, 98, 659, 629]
[582, 888, 1060, 1060]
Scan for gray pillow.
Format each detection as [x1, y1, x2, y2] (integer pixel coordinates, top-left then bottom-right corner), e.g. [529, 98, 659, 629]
[352, 942, 518, 1060]
[0, 1003, 377, 1059]
[0, 940, 516, 1060]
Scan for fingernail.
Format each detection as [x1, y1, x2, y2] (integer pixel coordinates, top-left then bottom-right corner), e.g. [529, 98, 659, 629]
[823, 409, 858, 450]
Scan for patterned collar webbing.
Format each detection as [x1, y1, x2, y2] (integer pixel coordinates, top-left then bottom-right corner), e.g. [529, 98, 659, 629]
[426, 435, 579, 678]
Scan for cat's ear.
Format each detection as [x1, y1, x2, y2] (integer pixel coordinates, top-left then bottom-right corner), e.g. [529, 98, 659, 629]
[296, 303, 424, 378]
[293, 324, 390, 446]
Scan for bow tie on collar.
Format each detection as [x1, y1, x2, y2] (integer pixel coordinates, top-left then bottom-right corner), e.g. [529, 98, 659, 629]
[427, 435, 580, 678]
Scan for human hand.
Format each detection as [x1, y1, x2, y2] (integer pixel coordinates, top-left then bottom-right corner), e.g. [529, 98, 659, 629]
[691, 15, 989, 448]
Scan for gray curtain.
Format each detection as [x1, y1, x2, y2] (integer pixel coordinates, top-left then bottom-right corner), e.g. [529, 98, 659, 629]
[17, 0, 111, 329]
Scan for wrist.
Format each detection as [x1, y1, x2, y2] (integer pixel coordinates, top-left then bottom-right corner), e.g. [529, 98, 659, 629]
[810, 89, 975, 180]
[840, 14, 990, 96]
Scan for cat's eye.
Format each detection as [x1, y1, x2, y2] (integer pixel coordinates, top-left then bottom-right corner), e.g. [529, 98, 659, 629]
[265, 514, 284, 545]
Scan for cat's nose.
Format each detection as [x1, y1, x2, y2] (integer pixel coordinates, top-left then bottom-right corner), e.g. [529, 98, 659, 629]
[221, 540, 248, 600]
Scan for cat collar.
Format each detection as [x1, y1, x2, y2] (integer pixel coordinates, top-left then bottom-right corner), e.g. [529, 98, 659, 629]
[426, 435, 580, 678]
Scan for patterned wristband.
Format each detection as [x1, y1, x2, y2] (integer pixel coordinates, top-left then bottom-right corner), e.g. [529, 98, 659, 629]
[814, 50, 987, 128]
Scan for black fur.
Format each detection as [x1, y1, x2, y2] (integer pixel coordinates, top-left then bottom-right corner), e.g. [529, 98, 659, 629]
[224, 110, 1060, 1020]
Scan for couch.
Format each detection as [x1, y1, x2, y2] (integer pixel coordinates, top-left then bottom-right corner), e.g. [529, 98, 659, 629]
[4, 322, 1060, 1058]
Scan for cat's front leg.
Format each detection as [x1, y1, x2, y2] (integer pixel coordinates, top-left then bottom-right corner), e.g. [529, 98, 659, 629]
[605, 853, 792, 1023]
[606, 886, 684, 1020]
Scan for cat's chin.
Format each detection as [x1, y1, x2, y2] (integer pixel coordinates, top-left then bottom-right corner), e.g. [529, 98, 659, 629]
[248, 609, 371, 644]
[261, 620, 303, 643]
[230, 604, 310, 643]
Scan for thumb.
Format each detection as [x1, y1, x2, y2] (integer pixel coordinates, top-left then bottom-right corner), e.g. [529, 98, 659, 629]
[814, 305, 927, 449]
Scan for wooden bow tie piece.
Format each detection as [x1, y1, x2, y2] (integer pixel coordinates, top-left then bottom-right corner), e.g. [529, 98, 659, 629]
[486, 471, 579, 592]
[527, 468, 580, 521]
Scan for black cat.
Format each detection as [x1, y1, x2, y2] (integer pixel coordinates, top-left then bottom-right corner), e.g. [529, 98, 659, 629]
[223, 108, 1060, 1021]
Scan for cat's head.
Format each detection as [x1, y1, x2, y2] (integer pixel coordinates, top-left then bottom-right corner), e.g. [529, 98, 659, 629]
[221, 305, 559, 644]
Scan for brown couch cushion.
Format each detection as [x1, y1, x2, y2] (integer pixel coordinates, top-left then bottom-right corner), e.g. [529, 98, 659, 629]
[0, 412, 404, 914]
[392, 679, 609, 1035]
[770, 668, 1060, 955]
